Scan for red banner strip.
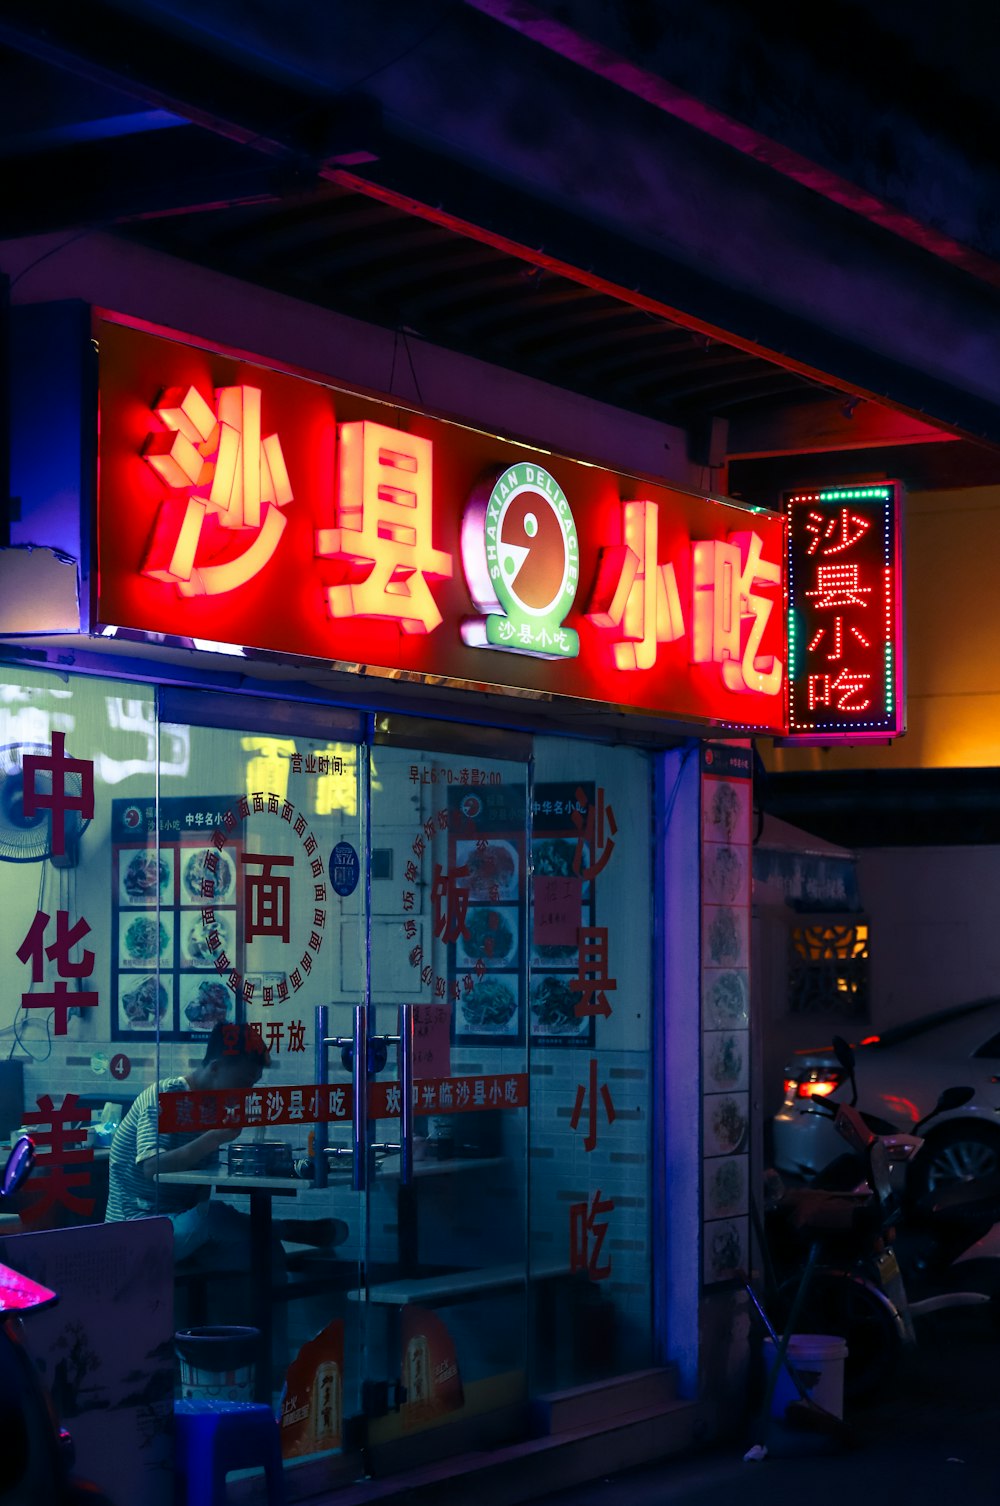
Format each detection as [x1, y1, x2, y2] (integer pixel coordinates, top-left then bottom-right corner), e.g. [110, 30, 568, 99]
[157, 1073, 528, 1131]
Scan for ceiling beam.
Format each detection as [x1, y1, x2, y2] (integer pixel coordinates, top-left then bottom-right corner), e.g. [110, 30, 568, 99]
[0, 130, 282, 235]
[728, 397, 956, 459]
[4, 3, 1000, 451]
[462, 0, 1000, 292]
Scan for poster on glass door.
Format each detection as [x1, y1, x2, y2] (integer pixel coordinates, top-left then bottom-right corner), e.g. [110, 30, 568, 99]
[528, 782, 599, 1049]
[111, 796, 241, 1039]
[445, 782, 526, 1045]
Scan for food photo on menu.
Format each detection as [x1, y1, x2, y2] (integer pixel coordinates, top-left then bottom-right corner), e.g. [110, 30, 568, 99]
[182, 978, 234, 1031]
[460, 907, 518, 967]
[182, 847, 234, 902]
[703, 1092, 749, 1157]
[118, 911, 173, 970]
[458, 976, 520, 1037]
[702, 969, 749, 1031]
[531, 836, 590, 899]
[181, 912, 232, 968]
[455, 839, 520, 902]
[529, 974, 589, 1041]
[119, 848, 174, 905]
[119, 974, 171, 1031]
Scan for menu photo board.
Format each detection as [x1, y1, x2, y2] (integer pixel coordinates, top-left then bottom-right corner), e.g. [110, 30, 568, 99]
[699, 744, 752, 1289]
[445, 782, 527, 1047]
[528, 782, 599, 1050]
[111, 796, 241, 1040]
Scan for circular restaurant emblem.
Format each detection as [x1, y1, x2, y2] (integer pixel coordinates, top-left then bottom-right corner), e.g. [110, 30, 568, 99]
[461, 462, 580, 659]
[329, 841, 360, 898]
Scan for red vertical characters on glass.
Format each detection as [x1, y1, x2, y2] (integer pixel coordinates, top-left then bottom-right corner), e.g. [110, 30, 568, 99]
[570, 1059, 617, 1152]
[16, 908, 99, 1034]
[21, 733, 95, 858]
[19, 1095, 95, 1224]
[569, 1189, 615, 1280]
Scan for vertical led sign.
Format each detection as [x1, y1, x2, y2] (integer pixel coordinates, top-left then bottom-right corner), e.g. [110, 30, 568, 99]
[785, 483, 904, 740]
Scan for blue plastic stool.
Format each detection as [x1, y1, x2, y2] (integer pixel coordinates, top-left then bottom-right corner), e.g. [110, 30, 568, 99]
[175, 1399, 285, 1506]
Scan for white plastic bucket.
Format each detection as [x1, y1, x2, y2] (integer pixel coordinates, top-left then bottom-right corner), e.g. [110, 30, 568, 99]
[763, 1333, 848, 1420]
[175, 1325, 259, 1403]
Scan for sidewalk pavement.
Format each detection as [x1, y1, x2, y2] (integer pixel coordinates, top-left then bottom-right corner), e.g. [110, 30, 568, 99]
[520, 1308, 999, 1506]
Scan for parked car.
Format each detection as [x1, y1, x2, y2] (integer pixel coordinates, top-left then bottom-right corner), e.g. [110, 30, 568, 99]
[772, 998, 1000, 1195]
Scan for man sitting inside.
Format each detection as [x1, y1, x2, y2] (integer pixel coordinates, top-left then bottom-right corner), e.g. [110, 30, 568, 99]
[105, 1022, 344, 1264]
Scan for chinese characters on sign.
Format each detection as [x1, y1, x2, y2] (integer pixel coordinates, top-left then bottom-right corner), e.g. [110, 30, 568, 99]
[98, 319, 788, 732]
[318, 422, 452, 633]
[142, 382, 293, 595]
[785, 484, 903, 739]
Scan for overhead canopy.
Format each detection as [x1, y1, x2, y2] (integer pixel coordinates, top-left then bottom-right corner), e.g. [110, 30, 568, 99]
[753, 815, 860, 911]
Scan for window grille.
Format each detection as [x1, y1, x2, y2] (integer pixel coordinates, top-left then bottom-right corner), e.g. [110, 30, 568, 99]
[788, 918, 869, 1017]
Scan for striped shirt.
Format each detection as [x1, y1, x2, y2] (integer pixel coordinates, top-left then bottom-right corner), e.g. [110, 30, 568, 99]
[105, 1077, 205, 1221]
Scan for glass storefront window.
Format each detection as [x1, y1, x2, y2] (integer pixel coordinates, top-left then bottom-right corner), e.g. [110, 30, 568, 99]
[0, 665, 655, 1495]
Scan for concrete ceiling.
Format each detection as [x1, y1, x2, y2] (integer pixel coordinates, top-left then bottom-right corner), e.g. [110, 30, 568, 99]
[1, 0, 999, 496]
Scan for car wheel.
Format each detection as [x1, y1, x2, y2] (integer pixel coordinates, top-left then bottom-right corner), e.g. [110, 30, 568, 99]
[911, 1121, 1000, 1198]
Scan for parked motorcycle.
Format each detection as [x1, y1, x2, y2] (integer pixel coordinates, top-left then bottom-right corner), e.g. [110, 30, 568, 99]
[0, 1135, 112, 1506]
[763, 1037, 999, 1401]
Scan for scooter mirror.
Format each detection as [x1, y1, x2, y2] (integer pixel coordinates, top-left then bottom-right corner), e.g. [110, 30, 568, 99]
[913, 1086, 975, 1135]
[935, 1085, 975, 1113]
[832, 1035, 856, 1072]
[831, 1035, 858, 1106]
[1, 1135, 34, 1200]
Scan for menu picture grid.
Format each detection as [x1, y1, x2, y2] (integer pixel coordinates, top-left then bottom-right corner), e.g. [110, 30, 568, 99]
[699, 748, 752, 1288]
[448, 785, 526, 1046]
[111, 797, 242, 1040]
[113, 826, 175, 1037]
[529, 782, 597, 1050]
[177, 841, 242, 1036]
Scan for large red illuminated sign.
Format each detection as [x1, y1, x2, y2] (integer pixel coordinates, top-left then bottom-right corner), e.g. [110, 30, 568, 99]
[96, 318, 787, 731]
[785, 483, 904, 740]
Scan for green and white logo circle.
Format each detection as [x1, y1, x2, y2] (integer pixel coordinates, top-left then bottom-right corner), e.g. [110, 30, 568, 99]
[461, 462, 579, 659]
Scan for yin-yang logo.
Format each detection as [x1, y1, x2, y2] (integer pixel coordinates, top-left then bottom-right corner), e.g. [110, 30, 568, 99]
[461, 462, 580, 659]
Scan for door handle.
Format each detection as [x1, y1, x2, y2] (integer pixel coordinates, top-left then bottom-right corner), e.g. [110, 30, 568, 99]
[398, 1003, 414, 1187]
[370, 1006, 415, 1185]
[314, 1001, 366, 1190]
[352, 1003, 369, 1193]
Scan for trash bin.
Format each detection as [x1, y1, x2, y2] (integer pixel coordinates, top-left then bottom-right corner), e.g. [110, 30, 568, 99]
[763, 1333, 848, 1420]
[175, 1325, 259, 1403]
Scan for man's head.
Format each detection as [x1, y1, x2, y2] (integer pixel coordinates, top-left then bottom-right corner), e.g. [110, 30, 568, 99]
[200, 1022, 271, 1090]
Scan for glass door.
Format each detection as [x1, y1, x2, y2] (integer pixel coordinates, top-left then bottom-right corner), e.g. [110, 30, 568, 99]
[154, 694, 532, 1474]
[152, 690, 370, 1461]
[153, 692, 652, 1486]
[356, 734, 531, 1463]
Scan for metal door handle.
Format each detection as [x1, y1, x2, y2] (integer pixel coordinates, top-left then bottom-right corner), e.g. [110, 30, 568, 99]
[369, 1006, 414, 1183]
[315, 1001, 362, 1190]
[314, 1004, 329, 1190]
[352, 1004, 369, 1193]
[398, 1003, 414, 1187]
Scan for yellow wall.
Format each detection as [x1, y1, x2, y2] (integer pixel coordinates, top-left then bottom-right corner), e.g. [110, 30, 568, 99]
[764, 484, 1000, 772]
